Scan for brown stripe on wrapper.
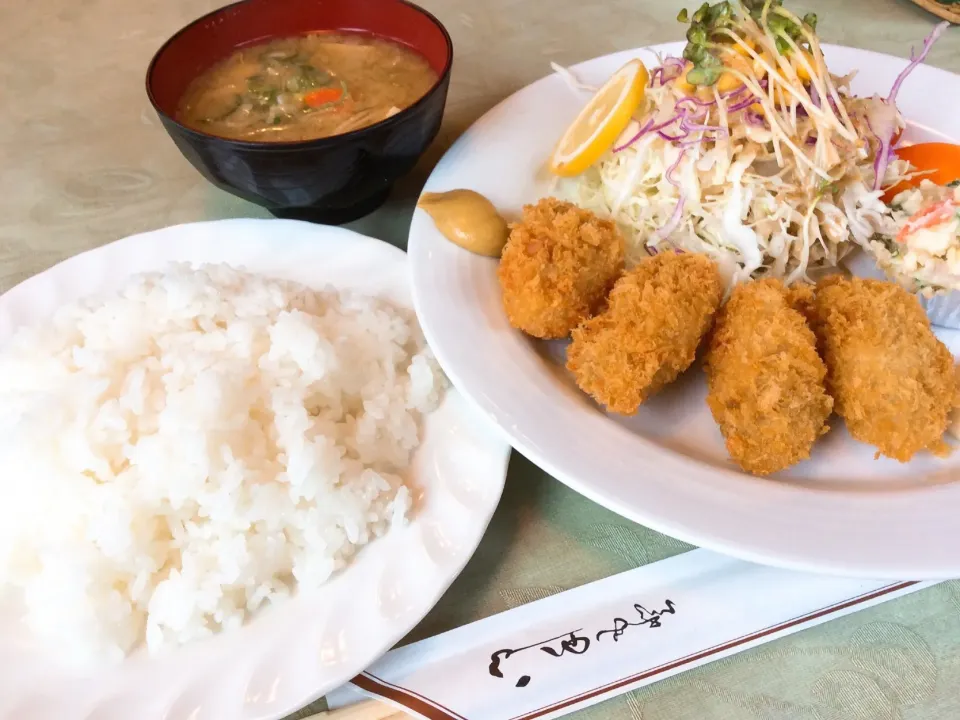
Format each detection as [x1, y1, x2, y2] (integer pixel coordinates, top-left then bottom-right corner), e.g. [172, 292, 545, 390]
[351, 672, 465, 720]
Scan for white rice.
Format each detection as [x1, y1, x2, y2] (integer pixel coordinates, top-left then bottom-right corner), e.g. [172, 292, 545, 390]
[0, 263, 444, 665]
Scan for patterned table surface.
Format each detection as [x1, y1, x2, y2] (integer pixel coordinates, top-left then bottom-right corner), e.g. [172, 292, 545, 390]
[3, 0, 960, 718]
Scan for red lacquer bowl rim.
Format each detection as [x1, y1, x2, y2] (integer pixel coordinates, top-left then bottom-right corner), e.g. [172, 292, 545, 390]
[145, 0, 453, 151]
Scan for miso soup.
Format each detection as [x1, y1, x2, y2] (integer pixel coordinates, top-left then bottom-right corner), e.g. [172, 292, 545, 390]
[176, 32, 438, 142]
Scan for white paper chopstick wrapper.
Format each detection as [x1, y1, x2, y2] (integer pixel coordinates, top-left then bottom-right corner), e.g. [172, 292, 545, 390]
[326, 549, 936, 720]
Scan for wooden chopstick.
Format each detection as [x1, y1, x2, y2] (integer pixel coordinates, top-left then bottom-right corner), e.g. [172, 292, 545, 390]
[304, 699, 411, 719]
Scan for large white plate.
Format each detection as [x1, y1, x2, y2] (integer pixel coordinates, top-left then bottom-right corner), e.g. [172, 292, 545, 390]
[0, 219, 509, 720]
[408, 42, 960, 579]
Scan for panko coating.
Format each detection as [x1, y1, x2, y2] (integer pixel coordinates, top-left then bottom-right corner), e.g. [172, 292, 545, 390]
[810, 276, 955, 462]
[784, 281, 817, 323]
[566, 252, 723, 415]
[705, 279, 833, 476]
[497, 198, 625, 339]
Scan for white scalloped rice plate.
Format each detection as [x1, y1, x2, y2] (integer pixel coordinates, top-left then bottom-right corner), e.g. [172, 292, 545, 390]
[0, 219, 509, 720]
[408, 42, 960, 580]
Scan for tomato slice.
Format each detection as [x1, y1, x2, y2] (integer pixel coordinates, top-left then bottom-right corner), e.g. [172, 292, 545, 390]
[896, 198, 958, 244]
[882, 142, 960, 204]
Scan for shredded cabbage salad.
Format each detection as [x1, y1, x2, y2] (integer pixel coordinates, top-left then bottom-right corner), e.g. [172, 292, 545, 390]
[554, 1, 948, 287]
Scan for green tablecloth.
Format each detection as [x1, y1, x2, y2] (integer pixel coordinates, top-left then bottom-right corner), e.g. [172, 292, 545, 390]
[3, 0, 960, 717]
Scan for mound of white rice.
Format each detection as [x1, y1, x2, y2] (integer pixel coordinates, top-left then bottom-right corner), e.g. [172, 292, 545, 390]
[0, 263, 443, 665]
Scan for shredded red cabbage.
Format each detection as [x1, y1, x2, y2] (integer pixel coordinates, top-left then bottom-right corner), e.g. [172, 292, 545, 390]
[664, 151, 686, 186]
[658, 130, 689, 141]
[674, 85, 747, 112]
[647, 151, 688, 247]
[650, 195, 687, 246]
[653, 58, 684, 87]
[873, 21, 948, 190]
[726, 95, 758, 113]
[617, 110, 728, 151]
[651, 65, 680, 88]
[809, 84, 839, 116]
[680, 115, 728, 138]
[675, 95, 715, 112]
[744, 109, 765, 127]
[612, 117, 654, 152]
[868, 105, 895, 190]
[888, 22, 948, 105]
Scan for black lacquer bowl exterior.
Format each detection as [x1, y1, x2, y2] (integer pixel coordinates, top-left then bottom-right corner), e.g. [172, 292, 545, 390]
[146, 0, 453, 224]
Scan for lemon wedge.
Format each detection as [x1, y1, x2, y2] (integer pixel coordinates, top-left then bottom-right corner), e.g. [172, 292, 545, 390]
[549, 59, 649, 177]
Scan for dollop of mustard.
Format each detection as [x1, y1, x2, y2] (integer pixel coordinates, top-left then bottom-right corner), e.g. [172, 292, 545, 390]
[417, 189, 509, 257]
